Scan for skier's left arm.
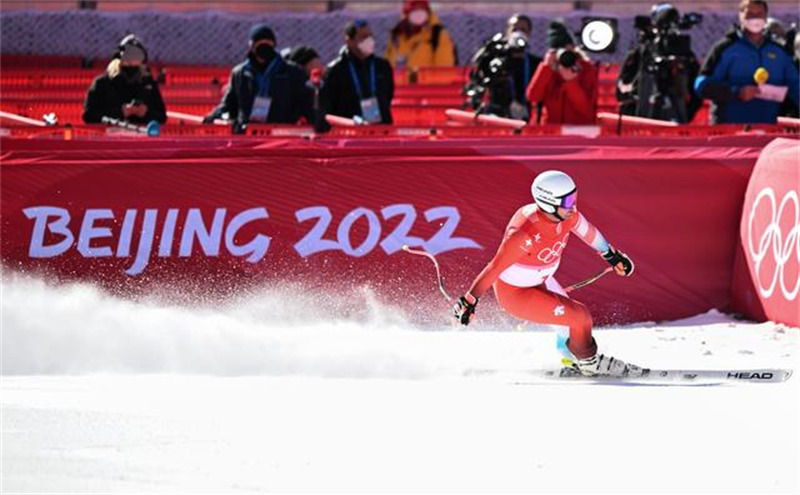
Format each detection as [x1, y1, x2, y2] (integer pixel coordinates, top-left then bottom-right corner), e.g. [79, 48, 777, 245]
[571, 212, 634, 276]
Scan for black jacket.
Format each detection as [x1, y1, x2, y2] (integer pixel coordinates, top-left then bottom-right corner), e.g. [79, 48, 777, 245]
[207, 53, 314, 132]
[616, 45, 702, 123]
[320, 48, 394, 124]
[487, 52, 542, 119]
[83, 70, 167, 124]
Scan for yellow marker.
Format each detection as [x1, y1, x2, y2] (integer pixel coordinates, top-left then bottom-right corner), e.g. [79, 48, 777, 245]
[754, 67, 769, 85]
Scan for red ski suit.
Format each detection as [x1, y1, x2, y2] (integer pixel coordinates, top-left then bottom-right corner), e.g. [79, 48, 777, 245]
[467, 203, 610, 359]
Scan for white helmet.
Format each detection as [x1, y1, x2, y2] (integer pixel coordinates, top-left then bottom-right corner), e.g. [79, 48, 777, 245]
[531, 170, 577, 215]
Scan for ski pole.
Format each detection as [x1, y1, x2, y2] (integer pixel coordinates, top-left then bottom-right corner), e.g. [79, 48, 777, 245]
[402, 246, 615, 302]
[402, 245, 454, 303]
[564, 267, 614, 293]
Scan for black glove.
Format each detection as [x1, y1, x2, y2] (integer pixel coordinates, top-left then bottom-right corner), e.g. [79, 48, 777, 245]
[202, 114, 217, 124]
[452, 295, 478, 326]
[602, 247, 635, 276]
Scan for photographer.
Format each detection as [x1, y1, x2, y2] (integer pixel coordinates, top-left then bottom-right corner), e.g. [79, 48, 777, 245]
[463, 14, 542, 120]
[526, 22, 598, 125]
[616, 4, 702, 123]
[83, 35, 166, 125]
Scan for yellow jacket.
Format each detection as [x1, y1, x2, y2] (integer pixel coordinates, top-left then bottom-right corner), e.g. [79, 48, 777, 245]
[384, 11, 456, 69]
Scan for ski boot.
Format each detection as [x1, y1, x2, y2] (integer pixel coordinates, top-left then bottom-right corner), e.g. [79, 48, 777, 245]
[574, 353, 646, 378]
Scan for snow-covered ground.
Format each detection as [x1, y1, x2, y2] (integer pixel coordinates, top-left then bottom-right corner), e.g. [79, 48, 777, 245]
[2, 276, 799, 494]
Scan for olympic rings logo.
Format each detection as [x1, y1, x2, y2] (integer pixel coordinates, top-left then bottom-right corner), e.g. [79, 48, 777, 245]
[537, 241, 566, 264]
[747, 187, 800, 301]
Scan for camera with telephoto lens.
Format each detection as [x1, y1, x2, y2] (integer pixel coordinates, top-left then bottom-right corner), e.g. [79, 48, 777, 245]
[630, 4, 702, 122]
[464, 32, 529, 113]
[556, 48, 579, 70]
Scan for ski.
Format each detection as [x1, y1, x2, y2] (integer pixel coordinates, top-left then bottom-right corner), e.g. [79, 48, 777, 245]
[463, 367, 793, 384]
[543, 366, 793, 383]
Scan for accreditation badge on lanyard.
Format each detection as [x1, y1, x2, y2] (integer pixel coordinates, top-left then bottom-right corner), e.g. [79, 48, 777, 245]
[360, 97, 381, 124]
[250, 96, 272, 122]
[349, 60, 382, 124]
[250, 58, 280, 123]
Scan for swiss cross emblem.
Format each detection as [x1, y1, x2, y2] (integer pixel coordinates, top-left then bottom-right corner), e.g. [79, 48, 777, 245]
[554, 305, 565, 316]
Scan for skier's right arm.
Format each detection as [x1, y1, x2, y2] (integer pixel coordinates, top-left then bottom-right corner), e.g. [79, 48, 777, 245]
[453, 229, 529, 325]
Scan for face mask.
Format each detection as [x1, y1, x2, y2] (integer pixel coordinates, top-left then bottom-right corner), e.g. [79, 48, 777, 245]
[511, 30, 529, 42]
[255, 44, 276, 62]
[743, 18, 766, 34]
[508, 31, 529, 51]
[408, 9, 429, 26]
[357, 36, 376, 57]
[120, 66, 141, 81]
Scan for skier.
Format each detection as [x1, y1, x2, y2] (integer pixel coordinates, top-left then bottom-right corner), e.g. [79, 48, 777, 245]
[452, 170, 641, 377]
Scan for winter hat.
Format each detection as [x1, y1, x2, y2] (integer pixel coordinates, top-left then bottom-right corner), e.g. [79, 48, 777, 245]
[250, 24, 276, 44]
[546, 21, 574, 48]
[403, 0, 430, 14]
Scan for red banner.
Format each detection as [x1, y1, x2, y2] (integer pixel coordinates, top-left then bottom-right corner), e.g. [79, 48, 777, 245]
[735, 138, 800, 327]
[0, 135, 775, 325]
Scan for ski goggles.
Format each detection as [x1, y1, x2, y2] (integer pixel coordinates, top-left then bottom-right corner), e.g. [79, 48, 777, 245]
[557, 190, 578, 209]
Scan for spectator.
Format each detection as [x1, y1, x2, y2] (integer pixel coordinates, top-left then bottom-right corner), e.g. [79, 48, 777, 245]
[204, 24, 314, 133]
[82, 35, 166, 125]
[694, 0, 799, 124]
[526, 22, 598, 125]
[286, 45, 324, 77]
[384, 0, 457, 69]
[321, 20, 394, 125]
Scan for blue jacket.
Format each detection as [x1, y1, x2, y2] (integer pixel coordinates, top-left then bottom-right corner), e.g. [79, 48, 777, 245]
[695, 28, 799, 124]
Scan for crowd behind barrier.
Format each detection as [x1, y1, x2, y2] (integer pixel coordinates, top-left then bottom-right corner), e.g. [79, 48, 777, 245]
[0, 63, 719, 128]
